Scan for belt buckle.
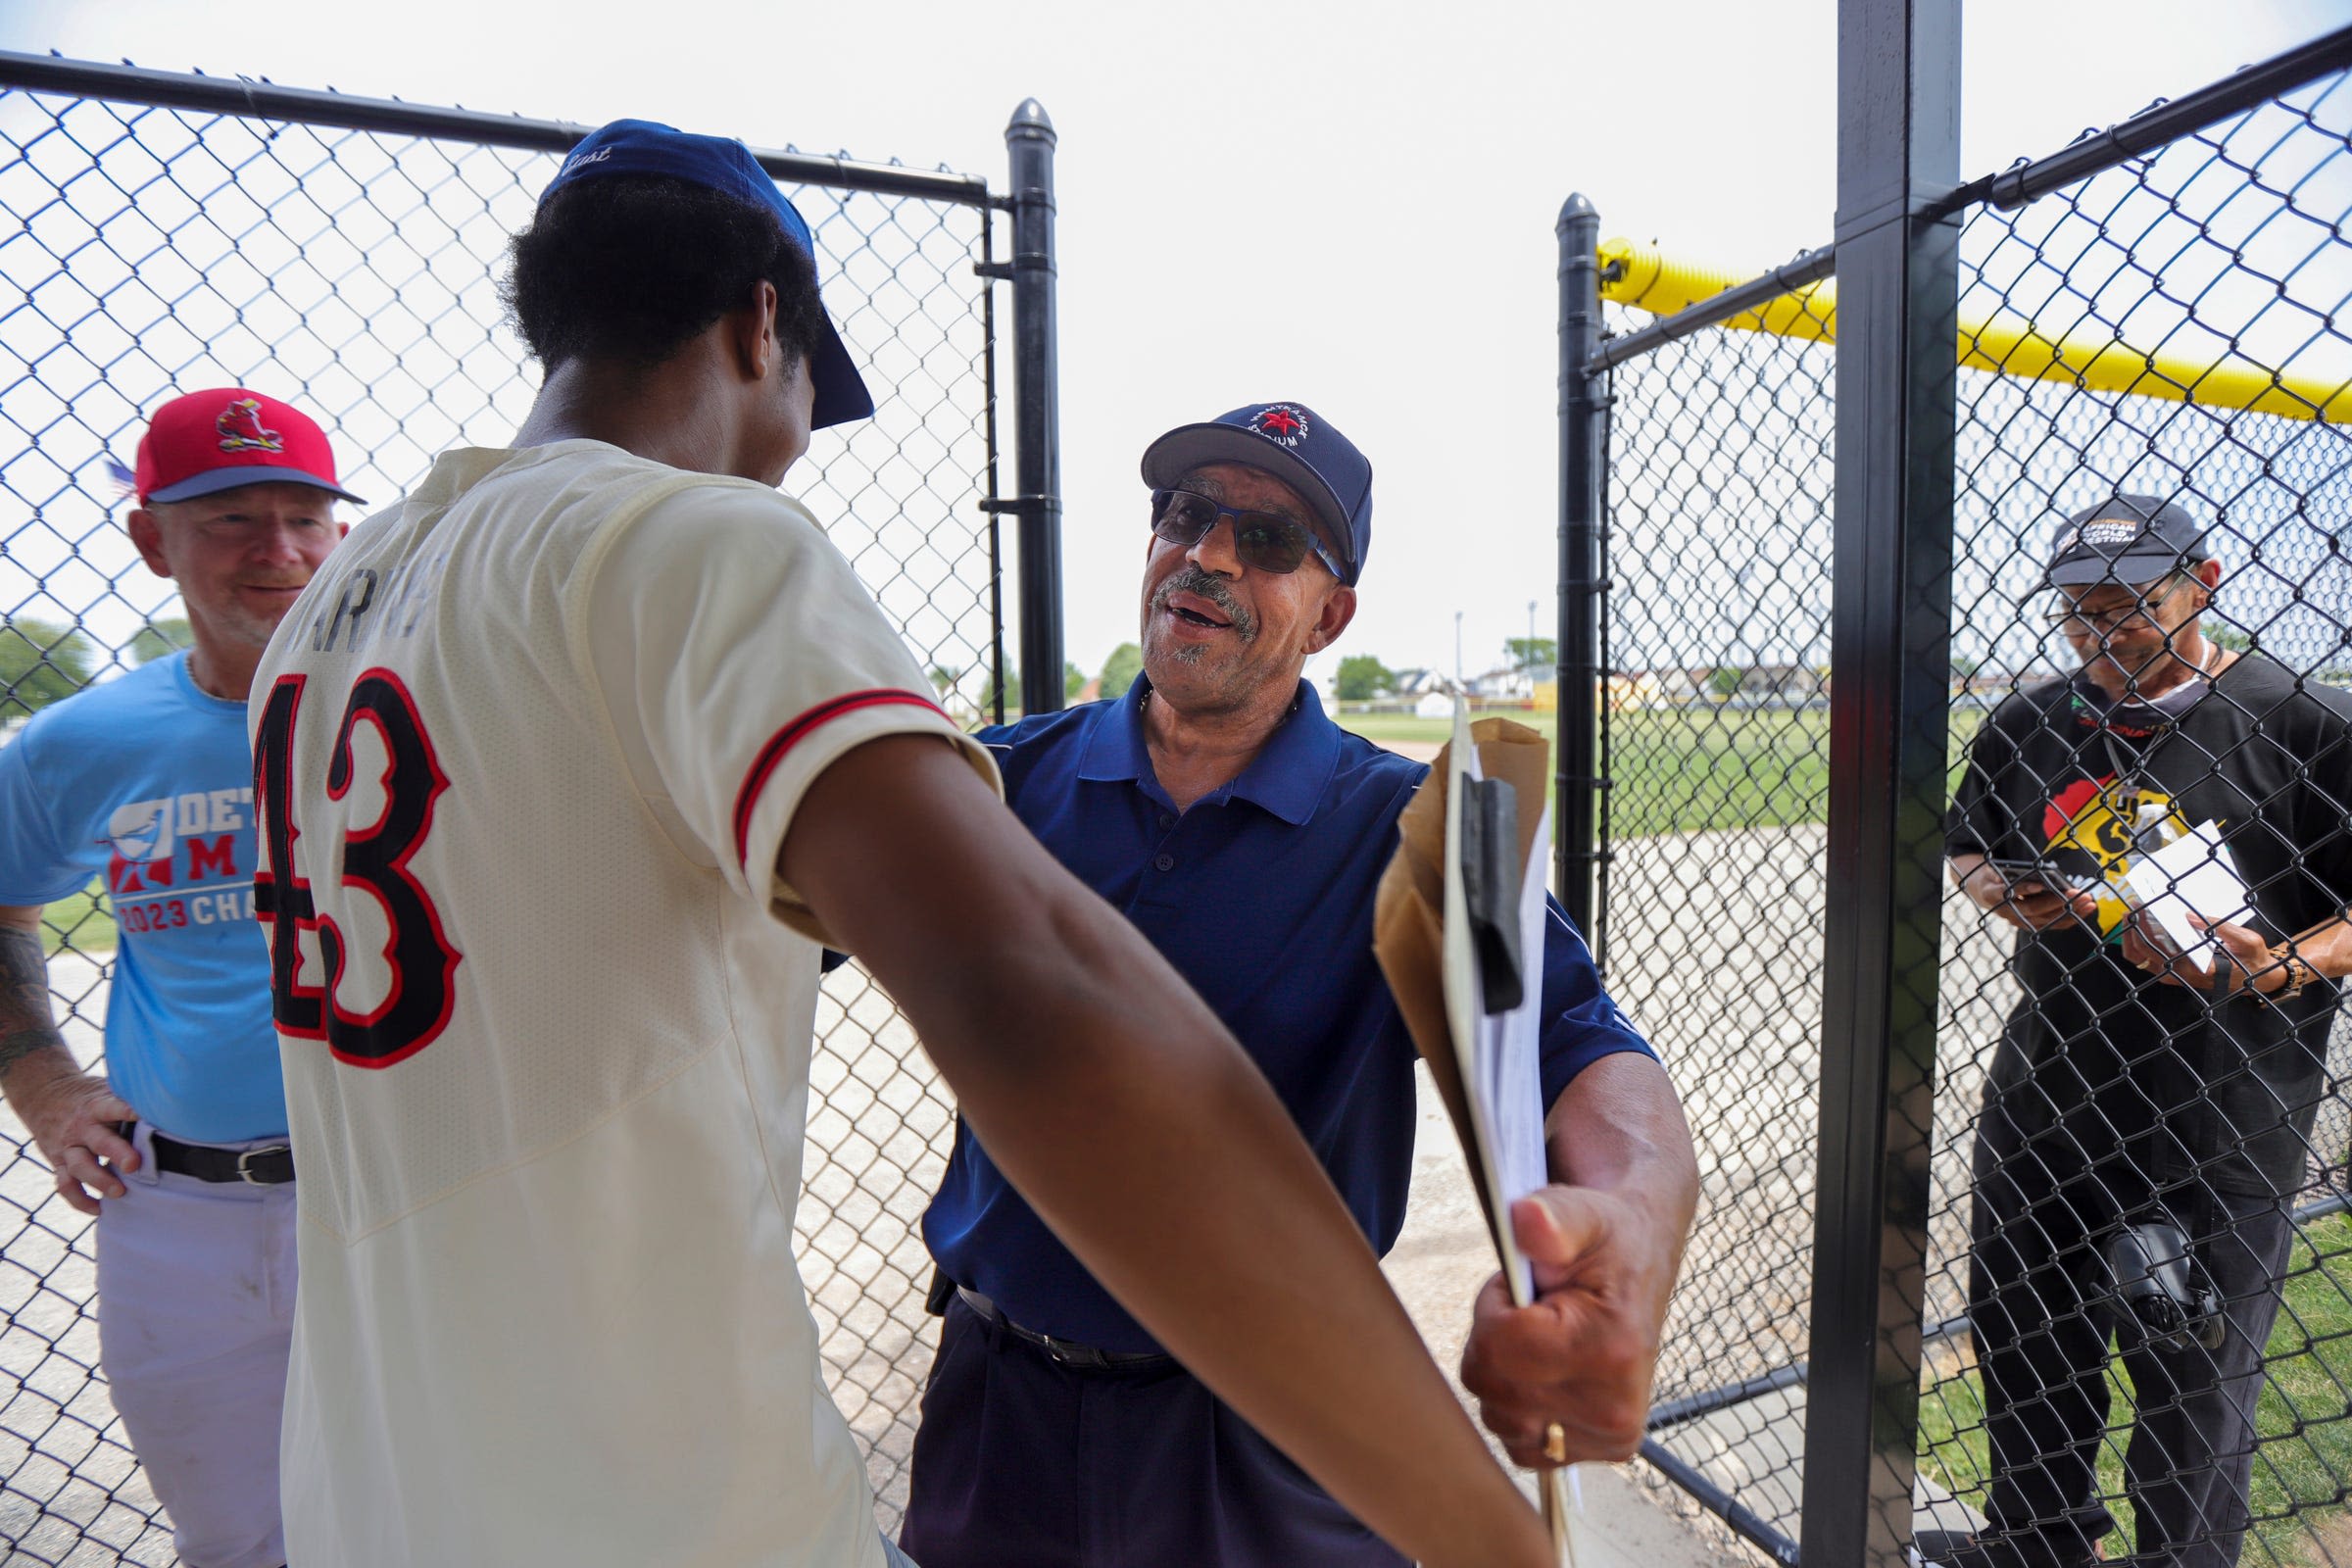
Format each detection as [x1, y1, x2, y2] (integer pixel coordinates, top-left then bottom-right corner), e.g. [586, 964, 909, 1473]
[1042, 1336, 1106, 1371]
[235, 1146, 290, 1185]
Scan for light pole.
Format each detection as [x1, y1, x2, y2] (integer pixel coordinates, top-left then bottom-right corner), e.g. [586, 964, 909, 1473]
[1527, 599, 1538, 696]
[1453, 611, 1463, 694]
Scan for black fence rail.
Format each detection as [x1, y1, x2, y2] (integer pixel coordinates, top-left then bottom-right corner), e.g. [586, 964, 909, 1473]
[1559, 15, 2352, 1568]
[0, 53, 1058, 1563]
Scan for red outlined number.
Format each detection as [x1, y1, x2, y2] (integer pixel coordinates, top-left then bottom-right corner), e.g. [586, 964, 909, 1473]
[253, 676, 324, 1039]
[254, 669, 463, 1067]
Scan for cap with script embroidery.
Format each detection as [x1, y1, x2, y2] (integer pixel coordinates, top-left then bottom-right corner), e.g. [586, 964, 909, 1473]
[2045, 494, 2211, 587]
[133, 388, 365, 507]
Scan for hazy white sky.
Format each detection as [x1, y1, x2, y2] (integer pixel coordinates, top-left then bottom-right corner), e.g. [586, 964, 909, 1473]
[6, 0, 2348, 682]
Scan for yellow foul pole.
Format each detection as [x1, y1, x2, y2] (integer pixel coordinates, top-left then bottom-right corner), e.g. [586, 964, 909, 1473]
[1597, 237, 2352, 422]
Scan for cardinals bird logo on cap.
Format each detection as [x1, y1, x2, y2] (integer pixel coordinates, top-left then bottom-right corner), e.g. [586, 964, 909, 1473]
[216, 398, 284, 454]
[1248, 404, 1310, 448]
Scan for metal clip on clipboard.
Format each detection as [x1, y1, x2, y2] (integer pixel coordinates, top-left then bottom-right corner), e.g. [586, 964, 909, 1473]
[1461, 776, 1528, 1016]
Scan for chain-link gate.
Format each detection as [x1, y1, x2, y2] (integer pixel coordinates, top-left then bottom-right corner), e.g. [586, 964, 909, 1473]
[0, 54, 1055, 1563]
[1559, 21, 2352, 1568]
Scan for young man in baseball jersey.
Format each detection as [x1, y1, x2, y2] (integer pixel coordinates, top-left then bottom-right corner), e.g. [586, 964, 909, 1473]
[0, 387, 360, 1568]
[250, 121, 1554, 1568]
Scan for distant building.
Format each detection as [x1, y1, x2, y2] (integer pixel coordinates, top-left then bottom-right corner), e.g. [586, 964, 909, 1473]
[1734, 664, 1828, 705]
[1390, 667, 1453, 699]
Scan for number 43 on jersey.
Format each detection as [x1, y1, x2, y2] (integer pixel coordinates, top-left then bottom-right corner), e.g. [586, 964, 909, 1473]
[253, 669, 464, 1067]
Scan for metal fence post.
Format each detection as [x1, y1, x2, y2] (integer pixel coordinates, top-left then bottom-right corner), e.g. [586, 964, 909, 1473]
[1556, 194, 1604, 947]
[1801, 0, 1961, 1563]
[1005, 98, 1064, 715]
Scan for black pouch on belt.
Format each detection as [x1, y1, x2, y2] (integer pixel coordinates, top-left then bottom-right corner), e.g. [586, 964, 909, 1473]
[2102, 1214, 2226, 1353]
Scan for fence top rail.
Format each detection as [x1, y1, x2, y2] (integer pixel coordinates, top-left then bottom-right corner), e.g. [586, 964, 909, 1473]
[1943, 22, 2352, 216]
[1581, 23, 2352, 380]
[0, 49, 1000, 209]
[1587, 245, 1836, 374]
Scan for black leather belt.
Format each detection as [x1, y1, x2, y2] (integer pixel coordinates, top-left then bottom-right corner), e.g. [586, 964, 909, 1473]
[956, 1287, 1170, 1370]
[151, 1131, 295, 1186]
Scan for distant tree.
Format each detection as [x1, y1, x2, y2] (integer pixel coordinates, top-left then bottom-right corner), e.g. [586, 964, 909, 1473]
[927, 663, 959, 698]
[1708, 665, 1744, 699]
[131, 616, 193, 663]
[977, 661, 1020, 714]
[1065, 662, 1087, 702]
[1100, 643, 1145, 700]
[2209, 624, 2254, 653]
[1, 619, 95, 717]
[1334, 654, 1396, 702]
[1504, 636, 1558, 673]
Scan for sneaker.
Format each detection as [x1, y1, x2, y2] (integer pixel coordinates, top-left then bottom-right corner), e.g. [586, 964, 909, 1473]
[1912, 1529, 2100, 1568]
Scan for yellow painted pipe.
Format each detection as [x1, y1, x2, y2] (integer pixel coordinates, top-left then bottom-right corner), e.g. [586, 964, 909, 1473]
[1598, 237, 2352, 422]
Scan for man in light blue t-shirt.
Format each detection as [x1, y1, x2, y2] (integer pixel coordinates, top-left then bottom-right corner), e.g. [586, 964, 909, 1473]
[0, 387, 357, 1568]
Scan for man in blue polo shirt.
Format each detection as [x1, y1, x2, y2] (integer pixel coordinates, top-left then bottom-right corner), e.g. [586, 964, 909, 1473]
[902, 401, 1700, 1567]
[0, 387, 358, 1568]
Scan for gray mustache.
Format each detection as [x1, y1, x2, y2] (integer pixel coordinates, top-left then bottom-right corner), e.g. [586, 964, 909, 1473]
[1152, 567, 1256, 641]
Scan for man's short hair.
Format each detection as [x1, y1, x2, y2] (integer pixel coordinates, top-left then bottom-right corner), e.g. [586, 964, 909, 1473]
[504, 173, 825, 373]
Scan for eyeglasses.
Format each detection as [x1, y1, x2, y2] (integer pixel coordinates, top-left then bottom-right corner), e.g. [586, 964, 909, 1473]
[1149, 488, 1347, 579]
[2042, 574, 2198, 635]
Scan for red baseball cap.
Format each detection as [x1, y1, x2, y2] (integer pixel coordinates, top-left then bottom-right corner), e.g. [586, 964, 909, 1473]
[133, 387, 366, 507]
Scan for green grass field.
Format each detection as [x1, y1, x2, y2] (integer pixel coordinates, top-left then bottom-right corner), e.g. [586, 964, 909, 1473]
[38, 882, 115, 956]
[1334, 706, 1983, 839]
[1917, 1213, 2352, 1564]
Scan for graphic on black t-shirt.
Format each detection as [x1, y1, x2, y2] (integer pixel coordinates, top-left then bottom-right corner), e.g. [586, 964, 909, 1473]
[2039, 770, 2185, 937]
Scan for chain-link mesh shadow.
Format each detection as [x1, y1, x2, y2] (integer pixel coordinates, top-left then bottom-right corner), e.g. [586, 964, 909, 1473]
[0, 65, 1005, 1561]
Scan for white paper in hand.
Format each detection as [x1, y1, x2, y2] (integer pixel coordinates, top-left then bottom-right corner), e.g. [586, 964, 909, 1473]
[2121, 821, 2253, 975]
[1442, 707, 1553, 1304]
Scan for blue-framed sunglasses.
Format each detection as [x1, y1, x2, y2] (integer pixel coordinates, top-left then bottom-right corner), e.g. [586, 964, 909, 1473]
[1149, 487, 1348, 578]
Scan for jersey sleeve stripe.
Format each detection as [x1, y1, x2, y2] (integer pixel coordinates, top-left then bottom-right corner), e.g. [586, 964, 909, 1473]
[732, 688, 952, 870]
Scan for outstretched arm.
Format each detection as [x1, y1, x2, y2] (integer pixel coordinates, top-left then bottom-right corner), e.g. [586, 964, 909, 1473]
[781, 734, 1549, 1568]
[0, 906, 137, 1214]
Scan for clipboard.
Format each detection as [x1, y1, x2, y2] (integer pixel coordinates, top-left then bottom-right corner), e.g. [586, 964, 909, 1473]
[1377, 698, 1582, 1565]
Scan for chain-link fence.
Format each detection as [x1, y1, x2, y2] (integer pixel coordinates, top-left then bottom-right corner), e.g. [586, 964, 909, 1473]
[0, 56, 1037, 1562]
[1562, 24, 2352, 1568]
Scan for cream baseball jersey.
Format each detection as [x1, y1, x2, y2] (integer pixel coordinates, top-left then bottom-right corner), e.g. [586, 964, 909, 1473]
[249, 440, 995, 1566]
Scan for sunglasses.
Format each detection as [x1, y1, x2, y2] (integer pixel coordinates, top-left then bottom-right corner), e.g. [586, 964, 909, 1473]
[1149, 488, 1347, 579]
[2042, 573, 2199, 635]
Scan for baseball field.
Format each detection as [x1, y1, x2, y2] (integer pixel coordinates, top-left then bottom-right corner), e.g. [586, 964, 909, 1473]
[30, 706, 1978, 958]
[1338, 705, 1989, 835]
[1338, 707, 1836, 837]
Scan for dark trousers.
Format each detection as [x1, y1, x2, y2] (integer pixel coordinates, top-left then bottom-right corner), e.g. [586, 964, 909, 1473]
[1970, 1080, 2293, 1568]
[900, 1297, 1406, 1568]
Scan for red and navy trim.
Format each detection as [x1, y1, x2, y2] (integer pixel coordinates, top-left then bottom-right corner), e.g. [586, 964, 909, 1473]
[732, 688, 950, 869]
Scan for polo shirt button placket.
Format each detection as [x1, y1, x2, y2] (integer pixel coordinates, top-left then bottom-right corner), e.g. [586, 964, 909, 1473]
[1157, 811, 1174, 829]
[1152, 853, 1175, 872]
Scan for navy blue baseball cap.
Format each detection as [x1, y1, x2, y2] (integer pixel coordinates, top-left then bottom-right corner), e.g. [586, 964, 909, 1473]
[1139, 402, 1373, 585]
[2044, 493, 2211, 587]
[539, 119, 875, 429]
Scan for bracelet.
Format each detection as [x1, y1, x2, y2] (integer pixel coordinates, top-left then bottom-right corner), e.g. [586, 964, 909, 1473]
[2285, 953, 2314, 1003]
[2260, 947, 2317, 1004]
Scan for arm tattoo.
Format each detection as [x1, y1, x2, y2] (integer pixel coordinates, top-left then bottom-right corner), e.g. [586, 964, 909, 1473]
[0, 925, 69, 1079]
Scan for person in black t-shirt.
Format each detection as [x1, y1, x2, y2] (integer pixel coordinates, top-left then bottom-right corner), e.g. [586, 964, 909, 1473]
[1929, 495, 2352, 1568]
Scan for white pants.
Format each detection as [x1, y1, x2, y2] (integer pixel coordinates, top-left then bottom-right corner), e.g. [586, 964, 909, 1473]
[96, 1121, 297, 1568]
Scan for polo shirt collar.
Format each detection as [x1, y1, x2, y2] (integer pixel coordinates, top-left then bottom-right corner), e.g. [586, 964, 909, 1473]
[1077, 676, 1344, 827]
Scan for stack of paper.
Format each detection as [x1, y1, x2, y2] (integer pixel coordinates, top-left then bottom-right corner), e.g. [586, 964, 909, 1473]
[2121, 821, 2253, 976]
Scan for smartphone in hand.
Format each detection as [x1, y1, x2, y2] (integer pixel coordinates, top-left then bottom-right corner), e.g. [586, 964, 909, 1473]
[1986, 857, 2093, 896]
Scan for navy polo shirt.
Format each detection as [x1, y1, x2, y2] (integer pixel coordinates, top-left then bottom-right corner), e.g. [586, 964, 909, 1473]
[921, 679, 1655, 1353]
